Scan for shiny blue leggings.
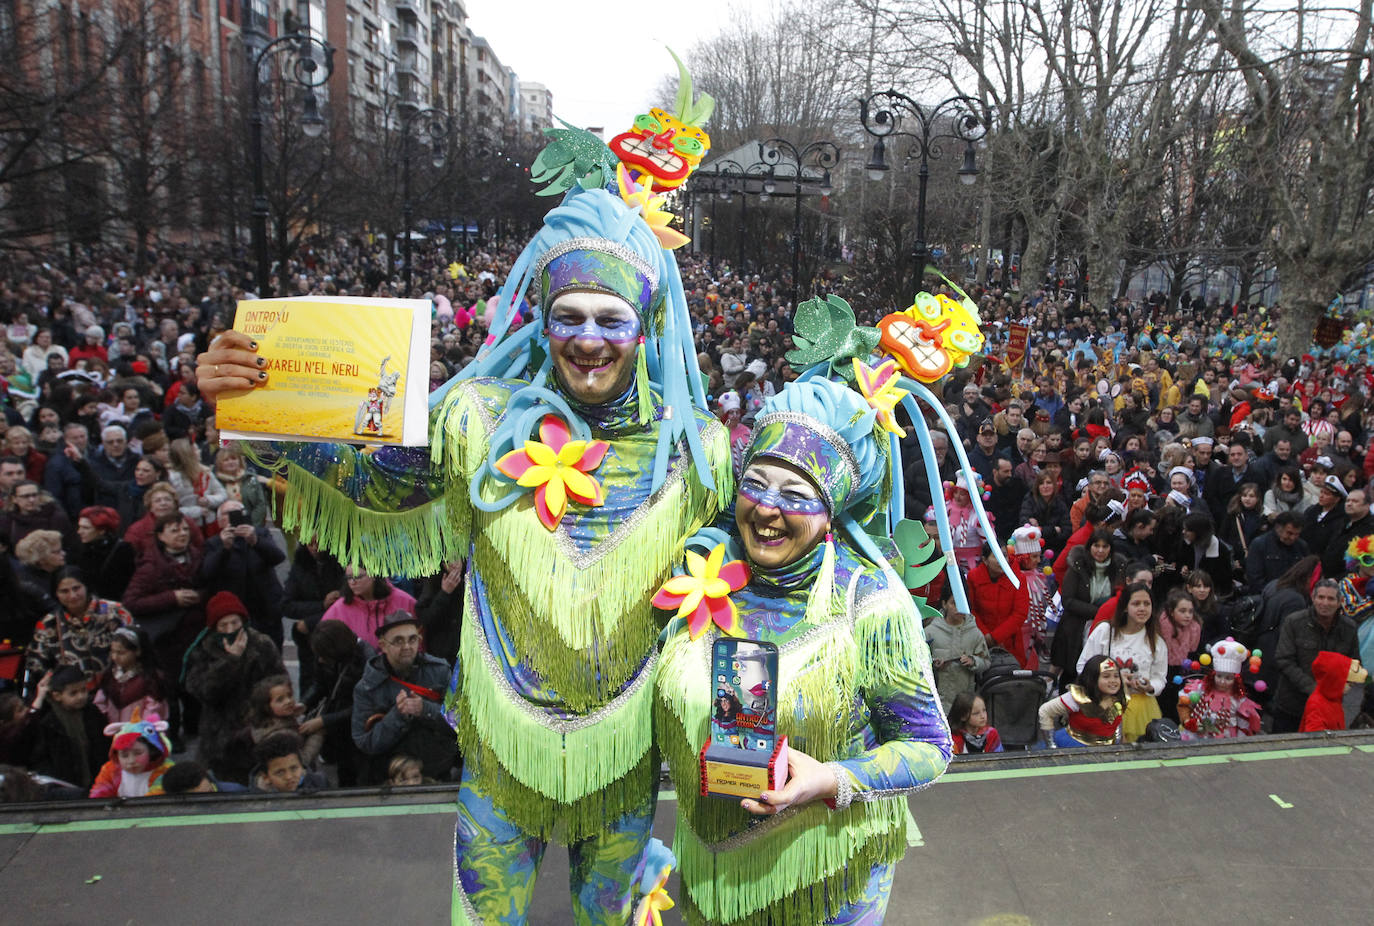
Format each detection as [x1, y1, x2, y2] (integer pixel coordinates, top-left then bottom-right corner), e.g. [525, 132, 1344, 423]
[450, 765, 655, 926]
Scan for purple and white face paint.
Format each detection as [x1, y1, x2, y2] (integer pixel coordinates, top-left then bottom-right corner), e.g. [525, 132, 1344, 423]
[546, 291, 642, 404]
[735, 460, 830, 569]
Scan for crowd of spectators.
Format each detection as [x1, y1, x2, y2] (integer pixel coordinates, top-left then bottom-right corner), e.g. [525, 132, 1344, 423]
[0, 235, 1371, 799]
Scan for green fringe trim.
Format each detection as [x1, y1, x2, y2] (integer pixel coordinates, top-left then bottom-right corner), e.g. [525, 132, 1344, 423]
[434, 391, 732, 710]
[675, 797, 908, 925]
[456, 608, 655, 804]
[467, 529, 668, 711]
[455, 714, 657, 843]
[852, 588, 929, 691]
[656, 621, 856, 845]
[278, 460, 467, 576]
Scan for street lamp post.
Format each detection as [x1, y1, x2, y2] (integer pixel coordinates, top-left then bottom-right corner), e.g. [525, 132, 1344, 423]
[399, 107, 449, 298]
[858, 90, 987, 295]
[754, 138, 839, 308]
[248, 28, 334, 298]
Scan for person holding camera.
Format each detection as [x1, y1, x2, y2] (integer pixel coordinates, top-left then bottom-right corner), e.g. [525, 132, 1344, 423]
[182, 591, 284, 785]
[198, 500, 285, 651]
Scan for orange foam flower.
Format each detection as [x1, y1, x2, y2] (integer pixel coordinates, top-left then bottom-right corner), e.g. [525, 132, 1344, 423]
[651, 544, 749, 638]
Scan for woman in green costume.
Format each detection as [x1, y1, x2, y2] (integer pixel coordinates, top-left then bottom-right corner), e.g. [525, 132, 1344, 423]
[654, 375, 954, 925]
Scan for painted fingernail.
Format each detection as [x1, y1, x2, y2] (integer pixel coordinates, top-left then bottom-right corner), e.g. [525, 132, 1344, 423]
[258, 371, 268, 380]
[249, 341, 258, 350]
[256, 357, 266, 367]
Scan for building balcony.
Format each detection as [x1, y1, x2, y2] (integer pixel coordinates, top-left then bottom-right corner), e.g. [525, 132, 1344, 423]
[395, 0, 421, 19]
[395, 21, 420, 45]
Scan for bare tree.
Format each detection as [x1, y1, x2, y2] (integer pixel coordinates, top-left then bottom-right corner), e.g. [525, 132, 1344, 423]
[1197, 0, 1374, 356]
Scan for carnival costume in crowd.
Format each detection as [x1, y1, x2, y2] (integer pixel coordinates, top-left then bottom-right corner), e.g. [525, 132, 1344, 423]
[652, 287, 1014, 923]
[1177, 640, 1263, 739]
[249, 59, 735, 925]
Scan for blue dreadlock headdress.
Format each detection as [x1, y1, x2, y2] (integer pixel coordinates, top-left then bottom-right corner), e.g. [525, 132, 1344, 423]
[429, 184, 716, 496]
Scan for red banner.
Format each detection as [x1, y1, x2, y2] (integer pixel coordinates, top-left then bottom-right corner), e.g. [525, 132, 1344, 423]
[1006, 323, 1031, 369]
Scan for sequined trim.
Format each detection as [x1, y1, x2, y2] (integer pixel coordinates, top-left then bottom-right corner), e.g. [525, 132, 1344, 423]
[747, 410, 861, 510]
[451, 830, 482, 926]
[533, 236, 661, 291]
[465, 601, 657, 734]
[826, 762, 855, 810]
[553, 454, 687, 569]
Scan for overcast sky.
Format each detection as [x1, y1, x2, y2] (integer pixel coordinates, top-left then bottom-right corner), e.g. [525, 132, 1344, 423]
[466, 0, 738, 134]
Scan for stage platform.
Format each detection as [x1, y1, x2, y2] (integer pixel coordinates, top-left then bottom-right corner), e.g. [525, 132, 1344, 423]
[3, 732, 1372, 925]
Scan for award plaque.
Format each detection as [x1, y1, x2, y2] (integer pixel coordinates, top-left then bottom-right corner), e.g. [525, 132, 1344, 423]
[699, 638, 789, 799]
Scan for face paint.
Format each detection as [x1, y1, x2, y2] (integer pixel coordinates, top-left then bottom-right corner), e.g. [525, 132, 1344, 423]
[738, 473, 829, 516]
[547, 312, 642, 344]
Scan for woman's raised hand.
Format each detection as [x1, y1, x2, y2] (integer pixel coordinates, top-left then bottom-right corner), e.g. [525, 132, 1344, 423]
[197, 331, 266, 402]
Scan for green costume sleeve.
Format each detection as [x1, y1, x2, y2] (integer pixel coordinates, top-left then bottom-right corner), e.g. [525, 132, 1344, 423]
[831, 590, 953, 802]
[267, 385, 491, 577]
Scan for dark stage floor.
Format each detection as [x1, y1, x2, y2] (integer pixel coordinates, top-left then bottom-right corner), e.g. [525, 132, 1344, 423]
[3, 733, 1372, 925]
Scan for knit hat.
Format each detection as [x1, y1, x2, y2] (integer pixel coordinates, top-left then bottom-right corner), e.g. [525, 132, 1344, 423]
[205, 590, 248, 629]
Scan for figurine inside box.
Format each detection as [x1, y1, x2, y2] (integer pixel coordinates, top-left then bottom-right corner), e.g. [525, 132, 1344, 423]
[699, 637, 789, 799]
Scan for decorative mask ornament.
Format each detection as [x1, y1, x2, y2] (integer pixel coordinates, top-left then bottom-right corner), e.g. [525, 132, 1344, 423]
[608, 50, 714, 192]
[878, 291, 984, 383]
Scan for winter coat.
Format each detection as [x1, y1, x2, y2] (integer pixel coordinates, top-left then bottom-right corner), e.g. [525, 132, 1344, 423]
[1271, 608, 1359, 718]
[925, 617, 991, 711]
[1300, 651, 1358, 732]
[214, 469, 270, 527]
[86, 450, 140, 508]
[0, 499, 77, 550]
[198, 528, 285, 632]
[182, 626, 284, 784]
[24, 598, 133, 680]
[29, 702, 109, 789]
[350, 651, 455, 783]
[320, 586, 417, 651]
[282, 547, 347, 633]
[966, 562, 1032, 667]
[1019, 491, 1071, 555]
[123, 544, 205, 664]
[1243, 532, 1309, 594]
[168, 469, 227, 528]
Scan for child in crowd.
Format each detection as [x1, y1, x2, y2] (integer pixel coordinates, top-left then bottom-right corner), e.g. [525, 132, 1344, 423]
[0, 692, 33, 766]
[1300, 652, 1368, 733]
[387, 754, 427, 787]
[89, 712, 175, 797]
[94, 627, 170, 724]
[248, 674, 325, 768]
[28, 665, 109, 790]
[926, 600, 991, 712]
[948, 692, 1002, 754]
[1178, 640, 1263, 739]
[251, 730, 327, 793]
[160, 759, 247, 795]
[1038, 655, 1128, 748]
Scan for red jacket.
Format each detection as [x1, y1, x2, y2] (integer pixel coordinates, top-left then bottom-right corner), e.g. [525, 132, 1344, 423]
[966, 562, 1033, 668]
[1053, 521, 1095, 585]
[1300, 651, 1356, 732]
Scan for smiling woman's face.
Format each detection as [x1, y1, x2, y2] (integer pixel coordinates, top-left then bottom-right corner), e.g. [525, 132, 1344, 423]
[735, 459, 829, 569]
